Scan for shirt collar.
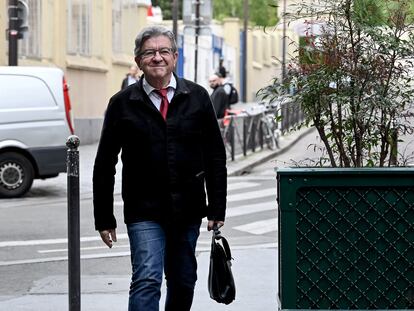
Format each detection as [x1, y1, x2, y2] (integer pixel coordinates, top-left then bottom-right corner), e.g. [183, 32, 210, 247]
[142, 74, 177, 96]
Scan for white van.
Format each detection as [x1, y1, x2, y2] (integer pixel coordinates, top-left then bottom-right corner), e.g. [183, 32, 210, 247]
[0, 66, 74, 198]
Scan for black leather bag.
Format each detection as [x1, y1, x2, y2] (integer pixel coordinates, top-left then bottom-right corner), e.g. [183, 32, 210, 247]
[208, 226, 236, 304]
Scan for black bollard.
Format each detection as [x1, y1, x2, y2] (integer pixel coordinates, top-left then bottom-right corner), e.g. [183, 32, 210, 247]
[66, 135, 81, 311]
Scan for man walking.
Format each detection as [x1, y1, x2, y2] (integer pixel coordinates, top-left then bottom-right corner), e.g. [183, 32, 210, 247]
[93, 26, 227, 311]
[208, 73, 229, 119]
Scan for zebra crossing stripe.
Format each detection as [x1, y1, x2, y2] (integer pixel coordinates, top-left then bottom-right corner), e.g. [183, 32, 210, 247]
[227, 188, 276, 202]
[226, 201, 276, 217]
[201, 201, 276, 224]
[233, 218, 278, 235]
[0, 234, 129, 248]
[227, 182, 260, 191]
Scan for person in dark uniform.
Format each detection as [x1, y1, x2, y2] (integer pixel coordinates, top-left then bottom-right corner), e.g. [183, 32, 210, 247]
[209, 73, 229, 119]
[218, 57, 227, 79]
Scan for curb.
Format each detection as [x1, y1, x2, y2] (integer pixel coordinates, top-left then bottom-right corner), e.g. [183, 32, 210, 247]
[228, 127, 316, 176]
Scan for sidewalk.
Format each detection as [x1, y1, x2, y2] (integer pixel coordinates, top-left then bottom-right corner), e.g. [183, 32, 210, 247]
[0, 127, 313, 311]
[3, 248, 278, 311]
[227, 126, 314, 176]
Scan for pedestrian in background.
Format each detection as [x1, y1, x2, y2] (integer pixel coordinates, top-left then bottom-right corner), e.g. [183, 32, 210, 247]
[209, 73, 229, 119]
[217, 57, 227, 79]
[121, 65, 139, 90]
[93, 25, 227, 311]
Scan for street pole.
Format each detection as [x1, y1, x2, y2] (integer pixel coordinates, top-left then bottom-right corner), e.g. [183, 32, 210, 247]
[67, 135, 81, 311]
[194, 0, 200, 83]
[281, 0, 287, 84]
[8, 0, 19, 66]
[242, 0, 248, 102]
[172, 0, 178, 42]
[172, 0, 178, 73]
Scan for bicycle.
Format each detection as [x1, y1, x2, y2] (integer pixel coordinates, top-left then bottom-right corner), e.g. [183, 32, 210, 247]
[256, 101, 281, 150]
[219, 109, 246, 160]
[260, 112, 280, 150]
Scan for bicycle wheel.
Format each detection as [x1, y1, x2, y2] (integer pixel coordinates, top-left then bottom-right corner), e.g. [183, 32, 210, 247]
[261, 119, 277, 150]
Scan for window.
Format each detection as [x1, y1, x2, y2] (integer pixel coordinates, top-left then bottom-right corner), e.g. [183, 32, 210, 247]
[19, 0, 41, 58]
[112, 0, 122, 54]
[67, 0, 91, 55]
[271, 35, 277, 59]
[262, 36, 269, 64]
[112, 0, 135, 54]
[252, 35, 259, 63]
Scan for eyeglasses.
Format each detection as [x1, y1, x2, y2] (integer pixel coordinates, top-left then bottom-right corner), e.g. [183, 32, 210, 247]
[139, 48, 174, 59]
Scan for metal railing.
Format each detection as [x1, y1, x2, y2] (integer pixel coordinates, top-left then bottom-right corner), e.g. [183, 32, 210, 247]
[219, 98, 304, 161]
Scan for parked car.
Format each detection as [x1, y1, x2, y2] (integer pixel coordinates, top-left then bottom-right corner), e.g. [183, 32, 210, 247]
[0, 66, 74, 198]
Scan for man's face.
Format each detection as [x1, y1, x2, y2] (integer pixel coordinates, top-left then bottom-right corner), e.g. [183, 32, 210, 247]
[209, 76, 220, 89]
[135, 35, 177, 84]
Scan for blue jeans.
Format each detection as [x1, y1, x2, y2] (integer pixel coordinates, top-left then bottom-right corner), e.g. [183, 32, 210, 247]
[127, 221, 201, 311]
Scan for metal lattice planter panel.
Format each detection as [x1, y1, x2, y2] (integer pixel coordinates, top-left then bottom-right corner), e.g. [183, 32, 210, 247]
[277, 168, 414, 310]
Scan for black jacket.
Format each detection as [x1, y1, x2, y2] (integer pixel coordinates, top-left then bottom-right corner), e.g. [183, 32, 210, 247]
[121, 74, 135, 90]
[93, 75, 227, 231]
[211, 85, 229, 119]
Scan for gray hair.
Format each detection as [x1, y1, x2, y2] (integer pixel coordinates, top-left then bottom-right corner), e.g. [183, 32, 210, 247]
[134, 26, 177, 57]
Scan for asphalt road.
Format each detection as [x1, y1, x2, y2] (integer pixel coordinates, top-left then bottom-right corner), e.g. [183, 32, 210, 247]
[0, 139, 284, 300]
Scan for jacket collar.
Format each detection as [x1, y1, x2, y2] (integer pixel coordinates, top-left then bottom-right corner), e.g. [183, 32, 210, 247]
[129, 73, 190, 102]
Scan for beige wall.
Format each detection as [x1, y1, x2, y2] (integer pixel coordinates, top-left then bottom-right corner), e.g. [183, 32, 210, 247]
[65, 2, 148, 119]
[0, 0, 147, 119]
[242, 23, 298, 101]
[222, 18, 240, 91]
[246, 28, 277, 101]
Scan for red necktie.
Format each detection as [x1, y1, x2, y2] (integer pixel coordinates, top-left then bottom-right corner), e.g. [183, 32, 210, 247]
[156, 88, 169, 120]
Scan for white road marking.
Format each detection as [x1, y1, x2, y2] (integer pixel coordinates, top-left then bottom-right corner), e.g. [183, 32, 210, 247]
[1, 183, 279, 265]
[226, 201, 276, 217]
[202, 201, 276, 224]
[0, 234, 129, 248]
[32, 201, 276, 253]
[227, 188, 276, 202]
[233, 218, 278, 235]
[195, 242, 277, 252]
[2, 197, 277, 250]
[38, 244, 130, 254]
[37, 200, 275, 253]
[0, 243, 278, 266]
[228, 176, 275, 181]
[227, 182, 260, 191]
[0, 251, 132, 266]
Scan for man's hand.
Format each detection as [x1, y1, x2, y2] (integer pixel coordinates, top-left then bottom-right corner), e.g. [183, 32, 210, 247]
[207, 220, 224, 231]
[99, 229, 117, 248]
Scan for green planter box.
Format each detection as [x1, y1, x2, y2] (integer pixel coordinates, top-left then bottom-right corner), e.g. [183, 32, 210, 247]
[276, 168, 414, 310]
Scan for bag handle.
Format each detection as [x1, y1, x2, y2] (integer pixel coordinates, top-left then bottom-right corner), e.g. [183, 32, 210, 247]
[212, 225, 232, 260]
